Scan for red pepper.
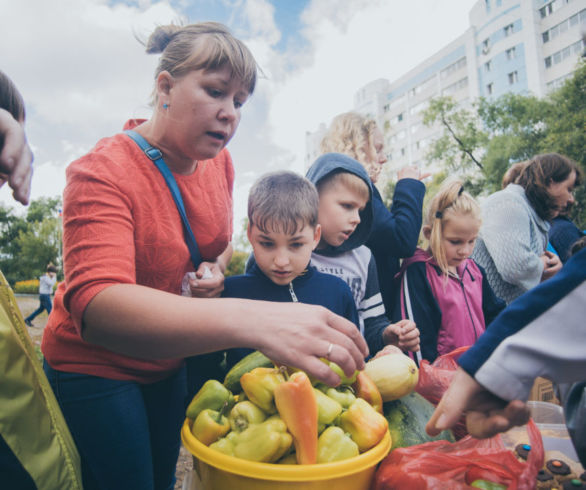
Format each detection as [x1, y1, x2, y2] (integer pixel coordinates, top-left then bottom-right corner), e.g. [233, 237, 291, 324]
[352, 371, 384, 414]
[274, 370, 318, 464]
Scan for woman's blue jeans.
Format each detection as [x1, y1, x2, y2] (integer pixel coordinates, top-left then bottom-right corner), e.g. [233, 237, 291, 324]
[43, 361, 186, 490]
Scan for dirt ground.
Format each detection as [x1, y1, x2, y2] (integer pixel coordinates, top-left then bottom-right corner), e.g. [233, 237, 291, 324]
[16, 295, 194, 490]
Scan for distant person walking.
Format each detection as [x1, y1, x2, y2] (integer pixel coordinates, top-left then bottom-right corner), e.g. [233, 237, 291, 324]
[24, 264, 57, 326]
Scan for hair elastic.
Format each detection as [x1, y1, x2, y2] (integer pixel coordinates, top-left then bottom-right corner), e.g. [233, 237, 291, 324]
[458, 185, 464, 196]
[435, 210, 443, 219]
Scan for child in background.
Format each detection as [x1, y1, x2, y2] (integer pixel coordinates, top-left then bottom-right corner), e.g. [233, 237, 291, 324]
[24, 263, 58, 327]
[221, 170, 360, 368]
[306, 153, 420, 356]
[392, 179, 505, 363]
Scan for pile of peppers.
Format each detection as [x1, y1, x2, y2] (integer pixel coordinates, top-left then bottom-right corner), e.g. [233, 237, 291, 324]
[186, 361, 389, 465]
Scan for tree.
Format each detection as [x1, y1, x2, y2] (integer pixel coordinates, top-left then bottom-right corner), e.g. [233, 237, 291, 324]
[420, 60, 586, 227]
[0, 196, 62, 285]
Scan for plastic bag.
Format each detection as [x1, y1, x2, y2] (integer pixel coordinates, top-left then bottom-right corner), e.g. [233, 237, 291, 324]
[372, 419, 544, 490]
[415, 346, 469, 439]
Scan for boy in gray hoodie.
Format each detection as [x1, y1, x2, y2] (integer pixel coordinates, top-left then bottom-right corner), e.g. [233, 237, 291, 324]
[306, 153, 420, 356]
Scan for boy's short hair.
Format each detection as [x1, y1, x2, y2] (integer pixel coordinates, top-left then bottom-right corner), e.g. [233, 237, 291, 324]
[315, 171, 370, 203]
[46, 264, 58, 273]
[248, 171, 319, 234]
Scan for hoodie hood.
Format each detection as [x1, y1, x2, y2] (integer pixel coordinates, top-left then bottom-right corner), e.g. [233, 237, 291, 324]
[306, 152, 374, 255]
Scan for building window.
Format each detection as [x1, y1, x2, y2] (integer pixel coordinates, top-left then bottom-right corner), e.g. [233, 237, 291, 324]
[482, 38, 490, 54]
[487, 83, 494, 95]
[545, 56, 552, 68]
[504, 23, 514, 36]
[543, 31, 550, 43]
[485, 60, 492, 72]
[398, 113, 403, 122]
[508, 71, 518, 85]
[442, 77, 469, 96]
[440, 57, 467, 79]
[506, 47, 517, 60]
[400, 148, 406, 157]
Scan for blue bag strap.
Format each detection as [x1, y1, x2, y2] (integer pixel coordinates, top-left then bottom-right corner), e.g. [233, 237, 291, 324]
[124, 129, 202, 268]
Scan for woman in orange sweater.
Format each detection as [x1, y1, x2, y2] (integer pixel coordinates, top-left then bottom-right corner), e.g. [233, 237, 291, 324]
[41, 22, 367, 490]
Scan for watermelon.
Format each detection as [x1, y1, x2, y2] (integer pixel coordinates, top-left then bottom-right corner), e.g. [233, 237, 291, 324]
[384, 391, 455, 450]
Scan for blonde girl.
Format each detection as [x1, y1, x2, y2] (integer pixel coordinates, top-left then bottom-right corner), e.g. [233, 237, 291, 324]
[393, 179, 505, 362]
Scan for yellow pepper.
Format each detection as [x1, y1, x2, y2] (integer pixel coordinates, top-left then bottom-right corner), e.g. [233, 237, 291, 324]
[240, 367, 285, 414]
[228, 400, 267, 432]
[314, 388, 343, 429]
[317, 426, 359, 463]
[191, 402, 231, 446]
[232, 416, 292, 463]
[325, 385, 356, 408]
[186, 379, 234, 420]
[339, 398, 388, 452]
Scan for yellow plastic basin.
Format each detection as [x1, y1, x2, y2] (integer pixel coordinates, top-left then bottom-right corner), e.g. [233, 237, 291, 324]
[181, 418, 391, 490]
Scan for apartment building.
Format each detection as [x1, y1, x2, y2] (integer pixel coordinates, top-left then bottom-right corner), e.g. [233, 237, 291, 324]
[305, 0, 586, 175]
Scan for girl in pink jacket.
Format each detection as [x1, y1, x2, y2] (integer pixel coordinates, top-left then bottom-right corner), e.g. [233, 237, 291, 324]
[393, 180, 505, 362]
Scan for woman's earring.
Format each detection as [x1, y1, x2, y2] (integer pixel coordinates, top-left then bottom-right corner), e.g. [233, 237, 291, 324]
[163, 103, 169, 109]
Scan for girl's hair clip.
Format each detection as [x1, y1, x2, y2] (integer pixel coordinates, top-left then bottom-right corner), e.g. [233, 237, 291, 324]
[435, 210, 443, 219]
[458, 186, 464, 196]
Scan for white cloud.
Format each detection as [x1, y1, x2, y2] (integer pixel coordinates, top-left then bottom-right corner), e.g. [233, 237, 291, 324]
[1, 0, 476, 230]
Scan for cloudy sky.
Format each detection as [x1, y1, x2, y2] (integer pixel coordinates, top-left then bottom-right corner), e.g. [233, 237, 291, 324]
[1, 0, 476, 230]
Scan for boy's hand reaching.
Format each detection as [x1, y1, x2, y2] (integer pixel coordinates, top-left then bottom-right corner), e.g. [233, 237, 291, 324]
[382, 319, 420, 352]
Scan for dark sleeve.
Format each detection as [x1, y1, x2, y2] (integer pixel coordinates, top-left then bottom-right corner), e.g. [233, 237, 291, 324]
[344, 290, 361, 332]
[391, 262, 442, 362]
[478, 263, 506, 326]
[549, 218, 584, 264]
[361, 255, 390, 356]
[367, 179, 425, 258]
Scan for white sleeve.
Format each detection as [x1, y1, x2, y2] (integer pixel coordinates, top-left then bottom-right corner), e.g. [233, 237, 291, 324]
[475, 282, 586, 401]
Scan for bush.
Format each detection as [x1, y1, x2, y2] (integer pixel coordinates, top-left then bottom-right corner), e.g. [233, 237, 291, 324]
[13, 279, 60, 294]
[225, 250, 249, 277]
[14, 279, 39, 294]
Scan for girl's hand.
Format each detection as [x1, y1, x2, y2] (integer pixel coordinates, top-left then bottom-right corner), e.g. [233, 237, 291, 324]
[187, 262, 225, 298]
[540, 251, 562, 281]
[382, 320, 420, 352]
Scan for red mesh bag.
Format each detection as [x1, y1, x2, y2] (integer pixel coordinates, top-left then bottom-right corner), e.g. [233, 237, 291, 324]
[372, 419, 544, 490]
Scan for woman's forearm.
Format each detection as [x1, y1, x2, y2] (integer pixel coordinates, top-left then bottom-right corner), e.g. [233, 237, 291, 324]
[82, 284, 255, 359]
[81, 283, 369, 386]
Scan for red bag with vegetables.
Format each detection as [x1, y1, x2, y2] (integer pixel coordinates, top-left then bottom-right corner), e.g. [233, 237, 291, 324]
[373, 419, 544, 490]
[414, 345, 470, 439]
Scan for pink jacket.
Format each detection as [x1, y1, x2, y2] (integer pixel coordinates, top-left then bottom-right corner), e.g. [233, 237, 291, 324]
[397, 248, 488, 359]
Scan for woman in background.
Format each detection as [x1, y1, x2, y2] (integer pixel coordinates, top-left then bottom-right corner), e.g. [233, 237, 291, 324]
[472, 153, 580, 303]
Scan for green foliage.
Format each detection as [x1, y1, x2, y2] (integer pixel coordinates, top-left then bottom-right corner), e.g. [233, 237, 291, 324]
[225, 250, 248, 277]
[0, 197, 62, 285]
[420, 61, 586, 228]
[233, 217, 252, 255]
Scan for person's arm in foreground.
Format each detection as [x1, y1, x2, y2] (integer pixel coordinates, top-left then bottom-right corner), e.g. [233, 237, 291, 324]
[84, 287, 368, 386]
[0, 108, 33, 205]
[427, 248, 586, 438]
